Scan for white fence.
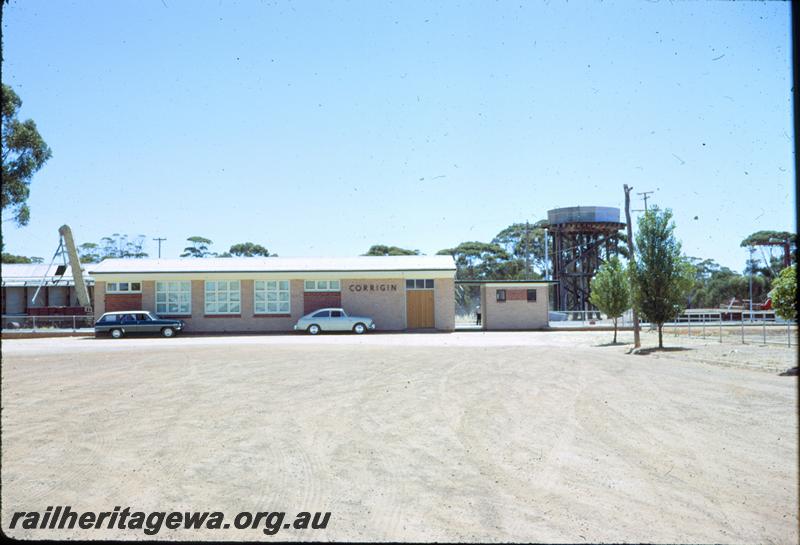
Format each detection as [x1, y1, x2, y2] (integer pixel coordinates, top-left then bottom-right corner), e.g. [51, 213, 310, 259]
[2, 315, 95, 332]
[547, 309, 796, 347]
[548, 310, 634, 327]
[669, 311, 796, 347]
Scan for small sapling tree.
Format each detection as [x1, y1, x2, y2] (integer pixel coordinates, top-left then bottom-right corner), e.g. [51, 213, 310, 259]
[590, 257, 630, 343]
[630, 208, 695, 348]
[769, 265, 797, 321]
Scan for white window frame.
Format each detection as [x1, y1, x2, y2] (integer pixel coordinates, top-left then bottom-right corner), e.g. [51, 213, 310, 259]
[254, 280, 291, 314]
[106, 281, 142, 294]
[155, 281, 192, 315]
[204, 280, 241, 315]
[405, 279, 434, 290]
[304, 280, 341, 292]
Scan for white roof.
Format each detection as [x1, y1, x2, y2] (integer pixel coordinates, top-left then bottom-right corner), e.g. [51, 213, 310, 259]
[88, 255, 456, 274]
[1, 263, 92, 287]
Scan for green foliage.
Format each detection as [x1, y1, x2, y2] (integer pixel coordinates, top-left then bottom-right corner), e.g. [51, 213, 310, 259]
[491, 222, 546, 277]
[2, 84, 52, 226]
[78, 242, 102, 263]
[441, 221, 627, 281]
[101, 234, 148, 259]
[589, 257, 630, 342]
[229, 242, 271, 257]
[686, 257, 768, 308]
[630, 208, 695, 347]
[740, 230, 797, 279]
[437, 241, 511, 280]
[77, 235, 148, 262]
[740, 230, 796, 248]
[1, 253, 43, 264]
[769, 265, 796, 321]
[181, 236, 214, 258]
[363, 245, 420, 256]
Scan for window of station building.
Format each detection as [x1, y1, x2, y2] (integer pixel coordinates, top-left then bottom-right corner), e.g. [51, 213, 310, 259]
[304, 280, 341, 291]
[406, 279, 434, 290]
[156, 281, 191, 315]
[255, 280, 290, 314]
[205, 280, 241, 314]
[496, 289, 507, 302]
[106, 282, 142, 293]
[527, 289, 537, 302]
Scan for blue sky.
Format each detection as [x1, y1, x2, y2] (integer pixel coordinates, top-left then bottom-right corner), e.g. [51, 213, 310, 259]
[2, 0, 794, 271]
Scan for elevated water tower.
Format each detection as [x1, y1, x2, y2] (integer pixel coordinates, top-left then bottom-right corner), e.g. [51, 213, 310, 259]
[546, 206, 625, 312]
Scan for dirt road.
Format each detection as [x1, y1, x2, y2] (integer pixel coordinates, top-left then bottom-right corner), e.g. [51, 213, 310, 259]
[2, 331, 796, 542]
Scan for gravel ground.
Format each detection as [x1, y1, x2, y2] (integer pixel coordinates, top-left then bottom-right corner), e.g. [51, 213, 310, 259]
[2, 331, 797, 542]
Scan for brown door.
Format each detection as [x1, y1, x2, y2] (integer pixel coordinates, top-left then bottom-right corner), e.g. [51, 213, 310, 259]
[406, 290, 435, 329]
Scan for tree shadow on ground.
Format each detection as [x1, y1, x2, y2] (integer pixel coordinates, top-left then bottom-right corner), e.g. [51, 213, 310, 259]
[779, 367, 798, 377]
[595, 341, 627, 347]
[629, 346, 694, 355]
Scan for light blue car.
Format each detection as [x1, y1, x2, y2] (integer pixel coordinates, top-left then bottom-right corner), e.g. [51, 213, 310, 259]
[293, 308, 376, 335]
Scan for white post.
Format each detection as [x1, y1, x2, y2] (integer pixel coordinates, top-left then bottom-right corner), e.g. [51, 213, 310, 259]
[741, 315, 745, 344]
[719, 313, 722, 343]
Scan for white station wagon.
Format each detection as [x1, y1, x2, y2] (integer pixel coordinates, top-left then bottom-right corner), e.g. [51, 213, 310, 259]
[293, 308, 376, 335]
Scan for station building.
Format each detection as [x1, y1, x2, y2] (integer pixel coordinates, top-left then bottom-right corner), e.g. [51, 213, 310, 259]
[88, 256, 458, 333]
[2, 256, 555, 332]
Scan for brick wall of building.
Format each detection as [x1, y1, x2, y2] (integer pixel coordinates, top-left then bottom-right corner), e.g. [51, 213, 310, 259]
[341, 279, 406, 330]
[105, 293, 144, 313]
[182, 279, 305, 333]
[434, 277, 455, 331]
[483, 285, 548, 330]
[303, 291, 342, 315]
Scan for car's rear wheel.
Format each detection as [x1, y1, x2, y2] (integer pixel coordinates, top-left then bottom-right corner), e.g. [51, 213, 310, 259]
[161, 327, 175, 338]
[353, 323, 367, 334]
[308, 324, 321, 335]
[110, 328, 123, 339]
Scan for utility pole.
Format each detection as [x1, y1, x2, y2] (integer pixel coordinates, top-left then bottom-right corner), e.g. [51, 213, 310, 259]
[153, 237, 167, 258]
[624, 185, 641, 348]
[524, 221, 530, 278]
[637, 190, 654, 211]
[747, 245, 755, 322]
[544, 228, 549, 280]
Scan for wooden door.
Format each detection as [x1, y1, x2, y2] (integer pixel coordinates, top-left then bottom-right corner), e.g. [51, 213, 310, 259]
[406, 290, 435, 329]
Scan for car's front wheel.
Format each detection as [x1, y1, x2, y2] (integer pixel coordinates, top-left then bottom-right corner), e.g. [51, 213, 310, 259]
[353, 323, 367, 334]
[110, 328, 123, 339]
[161, 327, 175, 338]
[308, 324, 321, 335]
